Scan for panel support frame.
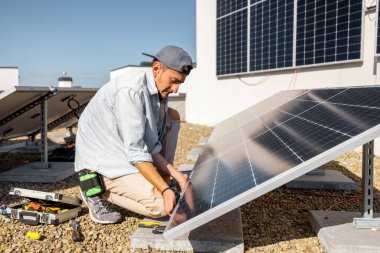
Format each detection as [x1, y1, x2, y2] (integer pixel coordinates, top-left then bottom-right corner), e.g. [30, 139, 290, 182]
[40, 99, 48, 163]
[28, 101, 88, 138]
[0, 89, 56, 128]
[353, 140, 380, 228]
[33, 86, 58, 169]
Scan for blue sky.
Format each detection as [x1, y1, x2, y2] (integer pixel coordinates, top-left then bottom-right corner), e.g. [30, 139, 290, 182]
[0, 1, 196, 87]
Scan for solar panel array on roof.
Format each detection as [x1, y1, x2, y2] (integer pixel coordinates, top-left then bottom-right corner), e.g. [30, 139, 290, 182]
[217, 0, 363, 76]
[164, 86, 380, 240]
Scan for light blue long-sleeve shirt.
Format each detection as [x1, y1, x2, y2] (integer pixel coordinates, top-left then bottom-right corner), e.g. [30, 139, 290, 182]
[74, 69, 168, 179]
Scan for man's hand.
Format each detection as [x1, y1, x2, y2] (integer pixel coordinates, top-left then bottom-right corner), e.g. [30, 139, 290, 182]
[183, 181, 194, 211]
[162, 188, 176, 215]
[152, 153, 188, 191]
[176, 173, 188, 192]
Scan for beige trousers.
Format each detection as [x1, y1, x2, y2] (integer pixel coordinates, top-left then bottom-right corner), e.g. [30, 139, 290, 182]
[103, 119, 180, 218]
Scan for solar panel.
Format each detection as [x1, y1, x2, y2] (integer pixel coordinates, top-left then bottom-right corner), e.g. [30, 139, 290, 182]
[0, 86, 97, 140]
[377, 0, 380, 55]
[216, 0, 363, 76]
[217, 0, 248, 18]
[164, 86, 380, 240]
[295, 0, 362, 66]
[217, 7, 248, 75]
[249, 0, 294, 71]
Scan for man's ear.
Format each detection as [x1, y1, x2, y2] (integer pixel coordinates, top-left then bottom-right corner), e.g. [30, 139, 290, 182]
[152, 61, 162, 78]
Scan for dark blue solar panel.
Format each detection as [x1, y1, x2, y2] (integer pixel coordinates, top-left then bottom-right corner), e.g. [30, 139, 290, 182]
[217, 9, 248, 75]
[296, 0, 362, 66]
[216, 0, 362, 76]
[165, 86, 380, 240]
[377, 1, 380, 55]
[217, 0, 248, 18]
[250, 0, 294, 71]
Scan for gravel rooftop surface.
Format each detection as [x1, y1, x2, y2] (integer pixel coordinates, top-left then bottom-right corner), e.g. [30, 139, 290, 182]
[0, 122, 379, 253]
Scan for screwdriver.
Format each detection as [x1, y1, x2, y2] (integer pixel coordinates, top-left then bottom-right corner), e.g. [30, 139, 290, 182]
[71, 219, 84, 242]
[138, 220, 164, 228]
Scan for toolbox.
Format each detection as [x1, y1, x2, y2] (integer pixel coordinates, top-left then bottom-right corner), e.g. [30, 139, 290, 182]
[7, 187, 82, 225]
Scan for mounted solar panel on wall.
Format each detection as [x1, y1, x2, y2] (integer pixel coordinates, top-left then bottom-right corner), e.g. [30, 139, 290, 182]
[295, 0, 363, 66]
[164, 86, 380, 240]
[216, 1, 248, 75]
[250, 0, 294, 72]
[216, 0, 364, 77]
[377, 0, 380, 55]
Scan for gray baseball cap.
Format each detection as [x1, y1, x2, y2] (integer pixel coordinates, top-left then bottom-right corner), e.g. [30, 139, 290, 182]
[143, 45, 193, 75]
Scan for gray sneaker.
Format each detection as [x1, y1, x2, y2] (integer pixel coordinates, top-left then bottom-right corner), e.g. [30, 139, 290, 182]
[80, 191, 122, 224]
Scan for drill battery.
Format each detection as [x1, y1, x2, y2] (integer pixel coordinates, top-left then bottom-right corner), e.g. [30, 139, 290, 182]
[78, 170, 105, 197]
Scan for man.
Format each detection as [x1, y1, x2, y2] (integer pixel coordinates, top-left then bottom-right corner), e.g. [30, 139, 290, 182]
[75, 45, 192, 223]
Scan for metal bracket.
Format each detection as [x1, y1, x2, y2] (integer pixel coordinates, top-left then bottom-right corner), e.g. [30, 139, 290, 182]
[353, 140, 380, 228]
[35, 87, 58, 169]
[39, 99, 49, 169]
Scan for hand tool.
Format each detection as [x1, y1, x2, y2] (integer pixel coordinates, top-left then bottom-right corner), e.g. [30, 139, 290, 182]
[138, 220, 164, 228]
[71, 219, 84, 242]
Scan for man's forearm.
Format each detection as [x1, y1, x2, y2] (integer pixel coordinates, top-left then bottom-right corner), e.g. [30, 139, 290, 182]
[134, 162, 169, 193]
[134, 161, 178, 215]
[152, 153, 186, 184]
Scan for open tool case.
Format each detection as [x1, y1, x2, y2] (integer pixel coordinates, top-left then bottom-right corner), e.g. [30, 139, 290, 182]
[7, 187, 82, 225]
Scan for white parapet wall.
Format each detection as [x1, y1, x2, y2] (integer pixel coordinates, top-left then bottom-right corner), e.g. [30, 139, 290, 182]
[0, 67, 19, 91]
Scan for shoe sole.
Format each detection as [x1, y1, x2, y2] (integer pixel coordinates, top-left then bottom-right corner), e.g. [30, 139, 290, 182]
[79, 191, 121, 224]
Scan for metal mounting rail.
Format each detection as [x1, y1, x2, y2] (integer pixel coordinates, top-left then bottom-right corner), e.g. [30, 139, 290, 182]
[353, 140, 380, 228]
[0, 87, 57, 128]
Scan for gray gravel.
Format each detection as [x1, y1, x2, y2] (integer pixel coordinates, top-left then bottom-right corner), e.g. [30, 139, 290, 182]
[0, 123, 379, 252]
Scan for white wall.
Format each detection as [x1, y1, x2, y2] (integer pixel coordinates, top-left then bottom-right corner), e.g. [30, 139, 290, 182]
[0, 68, 19, 90]
[187, 0, 380, 154]
[110, 66, 151, 80]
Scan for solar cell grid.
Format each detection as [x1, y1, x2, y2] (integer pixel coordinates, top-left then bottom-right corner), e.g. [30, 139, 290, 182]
[377, 0, 380, 55]
[296, 0, 362, 66]
[250, 0, 294, 71]
[217, 0, 363, 76]
[217, 0, 248, 18]
[217, 8, 248, 75]
[247, 128, 302, 176]
[164, 86, 380, 240]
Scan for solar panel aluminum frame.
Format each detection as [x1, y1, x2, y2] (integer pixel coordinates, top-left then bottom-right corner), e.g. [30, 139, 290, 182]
[163, 124, 380, 240]
[375, 0, 380, 56]
[0, 86, 97, 139]
[216, 0, 365, 78]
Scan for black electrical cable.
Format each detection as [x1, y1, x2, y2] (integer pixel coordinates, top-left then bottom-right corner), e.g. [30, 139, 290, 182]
[67, 97, 80, 120]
